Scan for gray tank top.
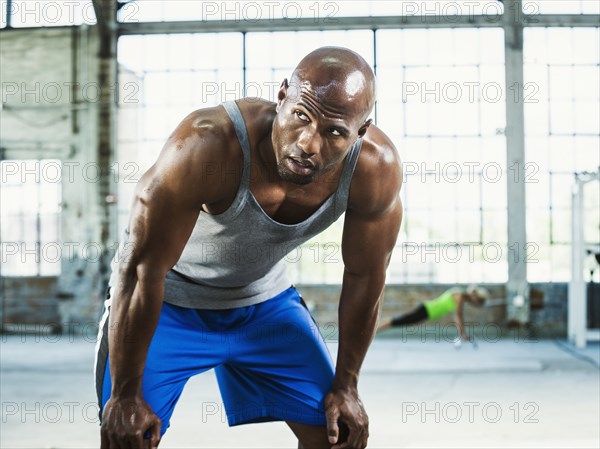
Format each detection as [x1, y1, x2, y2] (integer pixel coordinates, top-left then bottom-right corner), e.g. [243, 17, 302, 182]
[110, 101, 363, 309]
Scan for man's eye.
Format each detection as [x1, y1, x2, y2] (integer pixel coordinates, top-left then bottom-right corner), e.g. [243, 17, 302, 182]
[329, 128, 341, 136]
[295, 110, 309, 121]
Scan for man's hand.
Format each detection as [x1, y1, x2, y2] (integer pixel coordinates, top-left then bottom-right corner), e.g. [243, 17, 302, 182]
[100, 397, 161, 449]
[325, 388, 369, 449]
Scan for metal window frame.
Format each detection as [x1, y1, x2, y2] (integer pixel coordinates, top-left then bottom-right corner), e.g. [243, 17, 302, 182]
[2, 1, 598, 30]
[569, 170, 600, 348]
[114, 2, 597, 324]
[116, 0, 600, 324]
[116, 14, 599, 35]
[0, 160, 62, 277]
[5, 1, 597, 316]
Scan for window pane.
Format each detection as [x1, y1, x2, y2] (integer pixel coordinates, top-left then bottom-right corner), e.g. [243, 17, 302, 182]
[40, 241, 61, 276]
[39, 214, 59, 242]
[482, 210, 508, 245]
[9, 0, 96, 27]
[246, 30, 374, 81]
[523, 0, 600, 15]
[1, 217, 21, 242]
[525, 28, 600, 281]
[0, 160, 61, 276]
[377, 28, 505, 283]
[583, 180, 599, 243]
[115, 26, 512, 285]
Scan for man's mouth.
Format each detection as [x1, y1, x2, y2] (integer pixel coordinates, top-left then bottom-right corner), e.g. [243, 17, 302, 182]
[287, 157, 315, 175]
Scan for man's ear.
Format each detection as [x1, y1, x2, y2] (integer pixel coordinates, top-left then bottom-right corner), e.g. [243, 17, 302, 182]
[276, 79, 289, 112]
[357, 118, 373, 138]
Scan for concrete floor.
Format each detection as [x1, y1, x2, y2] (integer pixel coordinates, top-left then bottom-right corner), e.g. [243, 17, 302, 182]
[1, 334, 599, 449]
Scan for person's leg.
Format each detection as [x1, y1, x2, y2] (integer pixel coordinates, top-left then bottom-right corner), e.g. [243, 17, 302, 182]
[215, 287, 337, 444]
[286, 421, 332, 449]
[95, 293, 225, 436]
[377, 317, 394, 332]
[389, 303, 428, 327]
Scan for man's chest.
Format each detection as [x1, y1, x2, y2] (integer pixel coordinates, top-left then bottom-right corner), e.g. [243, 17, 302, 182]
[248, 179, 338, 225]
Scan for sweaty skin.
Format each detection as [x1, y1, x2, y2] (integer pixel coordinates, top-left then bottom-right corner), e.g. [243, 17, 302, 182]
[100, 47, 403, 449]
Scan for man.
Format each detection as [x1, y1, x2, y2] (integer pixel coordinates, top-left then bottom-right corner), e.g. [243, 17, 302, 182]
[96, 46, 403, 449]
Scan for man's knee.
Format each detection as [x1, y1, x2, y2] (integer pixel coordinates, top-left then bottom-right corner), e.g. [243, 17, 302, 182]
[287, 422, 331, 449]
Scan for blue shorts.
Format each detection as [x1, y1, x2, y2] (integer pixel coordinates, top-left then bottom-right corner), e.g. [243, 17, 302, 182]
[94, 286, 335, 435]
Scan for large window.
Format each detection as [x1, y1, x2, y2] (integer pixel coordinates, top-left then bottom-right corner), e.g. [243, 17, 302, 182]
[114, 9, 600, 285]
[0, 159, 62, 276]
[377, 28, 506, 283]
[117, 28, 509, 284]
[1, 0, 96, 28]
[524, 27, 600, 281]
[116, 32, 243, 232]
[117, 30, 372, 284]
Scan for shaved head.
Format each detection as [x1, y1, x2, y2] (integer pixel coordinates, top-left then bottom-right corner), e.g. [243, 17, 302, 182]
[287, 46, 376, 123]
[271, 47, 377, 185]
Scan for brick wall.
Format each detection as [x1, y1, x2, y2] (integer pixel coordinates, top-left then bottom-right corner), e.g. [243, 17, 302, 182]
[1, 277, 60, 330]
[298, 282, 569, 339]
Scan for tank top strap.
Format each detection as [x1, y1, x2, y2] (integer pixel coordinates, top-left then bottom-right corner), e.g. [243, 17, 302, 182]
[222, 100, 251, 188]
[334, 137, 363, 212]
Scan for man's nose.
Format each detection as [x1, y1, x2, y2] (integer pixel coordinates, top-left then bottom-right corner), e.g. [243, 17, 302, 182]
[296, 127, 322, 157]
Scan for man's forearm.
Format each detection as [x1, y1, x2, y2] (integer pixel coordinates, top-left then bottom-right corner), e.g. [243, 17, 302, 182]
[108, 270, 164, 398]
[333, 269, 385, 390]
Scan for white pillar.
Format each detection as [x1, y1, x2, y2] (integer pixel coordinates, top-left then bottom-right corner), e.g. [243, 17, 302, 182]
[503, 0, 530, 324]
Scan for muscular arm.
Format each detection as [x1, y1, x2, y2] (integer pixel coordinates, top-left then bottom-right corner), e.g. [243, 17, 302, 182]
[101, 111, 233, 448]
[335, 200, 402, 388]
[326, 132, 403, 449]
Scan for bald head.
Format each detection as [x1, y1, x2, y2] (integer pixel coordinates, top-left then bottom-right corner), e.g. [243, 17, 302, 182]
[288, 46, 376, 122]
[271, 47, 376, 185]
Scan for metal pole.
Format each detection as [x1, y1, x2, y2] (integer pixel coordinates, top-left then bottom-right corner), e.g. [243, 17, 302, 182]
[569, 176, 586, 347]
[92, 0, 118, 290]
[503, 0, 529, 324]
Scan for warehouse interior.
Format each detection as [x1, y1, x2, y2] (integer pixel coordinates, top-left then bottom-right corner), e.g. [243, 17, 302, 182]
[1, 1, 599, 448]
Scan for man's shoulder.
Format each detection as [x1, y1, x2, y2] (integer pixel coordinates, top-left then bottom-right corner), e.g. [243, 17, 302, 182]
[175, 99, 275, 155]
[348, 124, 402, 215]
[235, 97, 278, 141]
[147, 104, 244, 205]
[357, 124, 401, 172]
[161, 102, 247, 170]
[172, 104, 233, 152]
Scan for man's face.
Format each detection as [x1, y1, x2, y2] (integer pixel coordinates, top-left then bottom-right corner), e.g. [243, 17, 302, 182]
[271, 79, 369, 185]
